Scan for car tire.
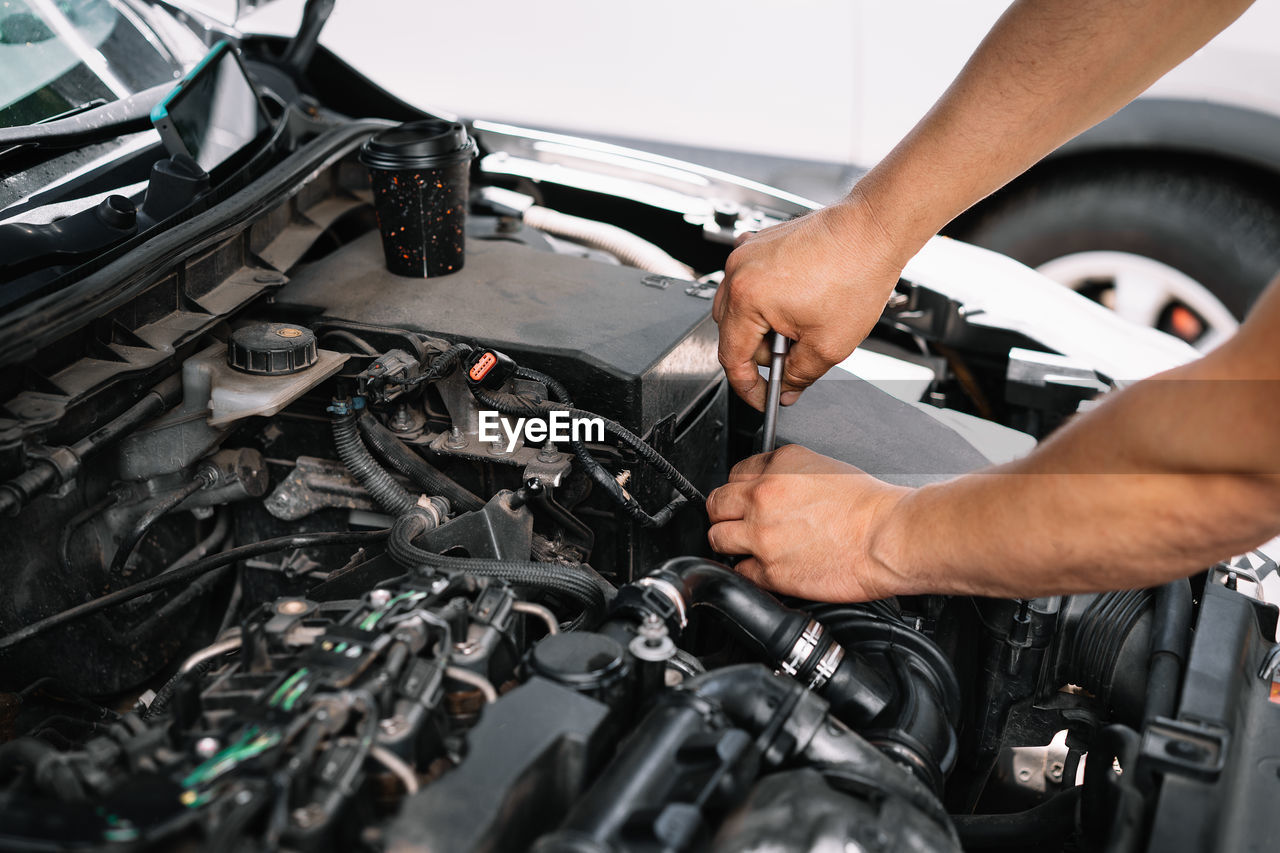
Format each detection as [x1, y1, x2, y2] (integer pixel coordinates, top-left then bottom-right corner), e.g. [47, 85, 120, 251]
[954, 161, 1280, 347]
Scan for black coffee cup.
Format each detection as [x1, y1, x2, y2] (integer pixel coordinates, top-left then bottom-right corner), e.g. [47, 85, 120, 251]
[360, 119, 478, 278]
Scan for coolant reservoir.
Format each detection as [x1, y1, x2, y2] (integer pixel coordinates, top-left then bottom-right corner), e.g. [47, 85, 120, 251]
[186, 323, 347, 427]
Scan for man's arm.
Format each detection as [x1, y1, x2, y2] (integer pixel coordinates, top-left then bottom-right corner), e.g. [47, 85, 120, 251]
[707, 281, 1280, 601]
[715, 0, 1254, 410]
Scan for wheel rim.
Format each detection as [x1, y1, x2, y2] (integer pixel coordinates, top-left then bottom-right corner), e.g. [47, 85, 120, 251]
[1035, 251, 1239, 350]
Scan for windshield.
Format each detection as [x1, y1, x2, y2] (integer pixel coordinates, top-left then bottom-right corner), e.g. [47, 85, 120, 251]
[0, 0, 181, 127]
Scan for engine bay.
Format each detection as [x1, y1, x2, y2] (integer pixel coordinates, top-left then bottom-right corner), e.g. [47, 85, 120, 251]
[0, 115, 1277, 853]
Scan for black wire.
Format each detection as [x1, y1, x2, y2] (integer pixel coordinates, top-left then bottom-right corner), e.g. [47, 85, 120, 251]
[400, 342, 473, 386]
[0, 530, 388, 653]
[107, 476, 209, 577]
[471, 383, 700, 527]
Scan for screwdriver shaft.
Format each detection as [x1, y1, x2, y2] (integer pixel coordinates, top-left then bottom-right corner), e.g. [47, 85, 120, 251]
[761, 333, 790, 452]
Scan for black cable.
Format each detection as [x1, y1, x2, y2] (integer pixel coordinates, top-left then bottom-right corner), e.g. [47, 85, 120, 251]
[358, 412, 484, 512]
[0, 530, 388, 652]
[331, 403, 419, 516]
[107, 473, 212, 577]
[510, 367, 671, 527]
[400, 342, 473, 387]
[319, 329, 378, 355]
[388, 511, 613, 626]
[471, 384, 697, 528]
[951, 787, 1082, 848]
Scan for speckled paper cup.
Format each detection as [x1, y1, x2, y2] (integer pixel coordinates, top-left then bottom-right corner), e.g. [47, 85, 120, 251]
[360, 119, 478, 278]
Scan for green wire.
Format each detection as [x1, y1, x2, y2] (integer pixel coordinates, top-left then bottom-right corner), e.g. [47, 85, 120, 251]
[269, 667, 308, 706]
[280, 680, 309, 712]
[181, 727, 257, 788]
[182, 730, 283, 789]
[359, 590, 428, 631]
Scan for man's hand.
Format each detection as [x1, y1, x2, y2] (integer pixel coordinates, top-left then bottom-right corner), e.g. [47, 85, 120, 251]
[712, 194, 906, 410]
[705, 444, 909, 601]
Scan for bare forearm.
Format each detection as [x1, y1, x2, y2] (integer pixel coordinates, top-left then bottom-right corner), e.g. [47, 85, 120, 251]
[873, 359, 1280, 598]
[852, 0, 1253, 260]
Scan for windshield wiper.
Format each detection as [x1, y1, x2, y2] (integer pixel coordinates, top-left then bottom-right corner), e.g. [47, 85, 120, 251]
[0, 82, 172, 153]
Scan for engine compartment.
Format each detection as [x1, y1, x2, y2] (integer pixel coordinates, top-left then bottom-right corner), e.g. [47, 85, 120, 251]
[0, 123, 1276, 853]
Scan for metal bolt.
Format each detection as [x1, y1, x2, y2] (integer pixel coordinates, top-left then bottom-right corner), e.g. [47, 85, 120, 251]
[1017, 768, 1032, 782]
[292, 804, 323, 828]
[429, 577, 450, 594]
[369, 589, 392, 608]
[639, 613, 666, 647]
[391, 404, 413, 433]
[194, 737, 220, 759]
[446, 426, 466, 449]
[537, 443, 558, 462]
[379, 716, 407, 737]
[276, 599, 309, 616]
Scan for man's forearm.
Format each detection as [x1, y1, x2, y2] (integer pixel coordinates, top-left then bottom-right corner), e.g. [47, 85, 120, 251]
[871, 351, 1280, 598]
[850, 0, 1253, 261]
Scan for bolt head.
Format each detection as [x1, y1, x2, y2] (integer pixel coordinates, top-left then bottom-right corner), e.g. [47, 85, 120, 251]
[194, 737, 220, 758]
[369, 589, 392, 608]
[276, 599, 309, 616]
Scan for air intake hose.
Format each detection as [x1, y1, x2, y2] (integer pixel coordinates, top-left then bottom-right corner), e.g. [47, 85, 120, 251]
[533, 665, 957, 853]
[612, 558, 892, 726]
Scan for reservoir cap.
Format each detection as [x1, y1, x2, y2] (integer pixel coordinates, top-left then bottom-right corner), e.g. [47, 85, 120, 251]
[227, 322, 318, 376]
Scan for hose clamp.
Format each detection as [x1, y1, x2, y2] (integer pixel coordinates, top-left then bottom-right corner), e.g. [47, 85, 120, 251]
[781, 619, 823, 677]
[637, 576, 687, 630]
[808, 642, 845, 692]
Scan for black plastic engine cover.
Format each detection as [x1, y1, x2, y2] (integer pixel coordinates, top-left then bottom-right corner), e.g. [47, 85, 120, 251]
[276, 230, 720, 438]
[276, 230, 726, 580]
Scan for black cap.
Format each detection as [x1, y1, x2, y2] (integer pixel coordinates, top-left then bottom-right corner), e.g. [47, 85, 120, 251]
[359, 118, 478, 171]
[528, 632, 628, 692]
[227, 323, 318, 376]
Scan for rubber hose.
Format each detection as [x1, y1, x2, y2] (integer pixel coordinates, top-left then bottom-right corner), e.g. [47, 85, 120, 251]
[332, 405, 417, 516]
[952, 787, 1082, 848]
[358, 413, 483, 512]
[0, 738, 87, 801]
[657, 558, 894, 726]
[388, 511, 612, 623]
[1143, 577, 1193, 723]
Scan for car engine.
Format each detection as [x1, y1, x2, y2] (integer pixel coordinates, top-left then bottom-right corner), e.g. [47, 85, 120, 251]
[0, 102, 1277, 853]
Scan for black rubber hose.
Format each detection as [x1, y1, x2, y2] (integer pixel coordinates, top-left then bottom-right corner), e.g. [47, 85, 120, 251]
[629, 558, 894, 727]
[331, 403, 417, 516]
[0, 738, 87, 801]
[0, 530, 388, 652]
[0, 375, 181, 516]
[106, 472, 212, 576]
[388, 510, 612, 625]
[952, 787, 1082, 847]
[537, 665, 955, 852]
[358, 412, 483, 512]
[1143, 578, 1193, 723]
